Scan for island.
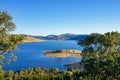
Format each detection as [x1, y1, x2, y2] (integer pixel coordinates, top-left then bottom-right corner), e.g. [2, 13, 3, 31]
[44, 49, 82, 58]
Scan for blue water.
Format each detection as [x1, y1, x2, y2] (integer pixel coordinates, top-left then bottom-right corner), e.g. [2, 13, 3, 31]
[3, 40, 82, 71]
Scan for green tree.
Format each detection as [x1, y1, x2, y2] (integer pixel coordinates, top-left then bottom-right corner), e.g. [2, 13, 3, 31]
[53, 68, 59, 73]
[0, 66, 5, 80]
[78, 31, 120, 79]
[0, 11, 25, 66]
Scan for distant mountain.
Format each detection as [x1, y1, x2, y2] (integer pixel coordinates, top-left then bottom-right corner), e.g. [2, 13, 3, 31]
[45, 35, 58, 40]
[33, 33, 88, 40]
[57, 33, 76, 40]
[70, 35, 88, 40]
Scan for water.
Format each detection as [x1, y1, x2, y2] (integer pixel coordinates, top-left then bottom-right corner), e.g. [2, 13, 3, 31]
[3, 40, 82, 71]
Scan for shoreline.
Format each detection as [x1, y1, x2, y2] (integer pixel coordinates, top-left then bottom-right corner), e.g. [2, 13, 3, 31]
[64, 62, 84, 70]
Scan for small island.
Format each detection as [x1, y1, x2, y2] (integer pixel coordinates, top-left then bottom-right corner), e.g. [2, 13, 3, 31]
[44, 49, 82, 58]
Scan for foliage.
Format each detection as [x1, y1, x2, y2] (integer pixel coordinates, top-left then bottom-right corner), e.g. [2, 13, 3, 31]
[0, 10, 120, 80]
[0, 66, 5, 80]
[0, 11, 25, 66]
[0, 66, 119, 80]
[54, 50, 63, 53]
[78, 31, 120, 79]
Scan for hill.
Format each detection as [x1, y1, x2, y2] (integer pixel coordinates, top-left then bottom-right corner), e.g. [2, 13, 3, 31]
[33, 33, 88, 40]
[24, 36, 43, 43]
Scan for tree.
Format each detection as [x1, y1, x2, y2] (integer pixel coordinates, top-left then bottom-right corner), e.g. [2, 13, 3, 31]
[0, 66, 5, 80]
[78, 31, 120, 79]
[0, 11, 25, 66]
[78, 31, 120, 59]
[53, 68, 59, 73]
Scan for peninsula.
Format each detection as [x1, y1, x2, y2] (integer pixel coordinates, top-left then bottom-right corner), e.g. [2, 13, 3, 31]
[44, 49, 81, 58]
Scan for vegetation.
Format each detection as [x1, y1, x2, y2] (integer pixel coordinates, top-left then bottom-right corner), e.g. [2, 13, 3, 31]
[78, 31, 120, 79]
[0, 10, 120, 80]
[0, 11, 24, 66]
[0, 31, 119, 80]
[46, 49, 81, 53]
[54, 50, 63, 53]
[0, 67, 92, 80]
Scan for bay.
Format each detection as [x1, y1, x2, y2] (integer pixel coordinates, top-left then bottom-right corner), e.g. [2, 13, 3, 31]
[3, 40, 82, 71]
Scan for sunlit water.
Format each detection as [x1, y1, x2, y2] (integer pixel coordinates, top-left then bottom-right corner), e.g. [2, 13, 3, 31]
[3, 40, 82, 71]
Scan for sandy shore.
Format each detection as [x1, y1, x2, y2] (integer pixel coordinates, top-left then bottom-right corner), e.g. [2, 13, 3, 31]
[44, 50, 81, 58]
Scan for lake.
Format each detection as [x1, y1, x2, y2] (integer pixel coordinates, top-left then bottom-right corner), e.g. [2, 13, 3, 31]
[3, 40, 82, 71]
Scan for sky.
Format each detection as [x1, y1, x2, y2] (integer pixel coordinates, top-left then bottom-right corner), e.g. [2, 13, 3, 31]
[0, 0, 120, 35]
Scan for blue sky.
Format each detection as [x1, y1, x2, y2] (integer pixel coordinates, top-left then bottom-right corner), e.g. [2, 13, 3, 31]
[0, 0, 120, 35]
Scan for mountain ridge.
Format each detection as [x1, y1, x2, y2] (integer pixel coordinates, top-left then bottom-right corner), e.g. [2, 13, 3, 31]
[32, 33, 88, 40]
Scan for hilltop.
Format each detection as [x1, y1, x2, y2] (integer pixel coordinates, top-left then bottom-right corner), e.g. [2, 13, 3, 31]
[24, 36, 43, 43]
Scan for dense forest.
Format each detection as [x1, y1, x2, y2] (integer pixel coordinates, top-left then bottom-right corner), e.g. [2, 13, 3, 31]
[0, 11, 120, 80]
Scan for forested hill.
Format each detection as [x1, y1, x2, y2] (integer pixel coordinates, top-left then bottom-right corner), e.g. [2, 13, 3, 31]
[32, 33, 88, 40]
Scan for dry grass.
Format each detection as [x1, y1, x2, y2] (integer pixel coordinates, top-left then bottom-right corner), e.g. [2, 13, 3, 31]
[24, 36, 43, 43]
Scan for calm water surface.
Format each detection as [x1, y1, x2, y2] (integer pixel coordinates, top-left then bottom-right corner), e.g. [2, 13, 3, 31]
[3, 40, 82, 71]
